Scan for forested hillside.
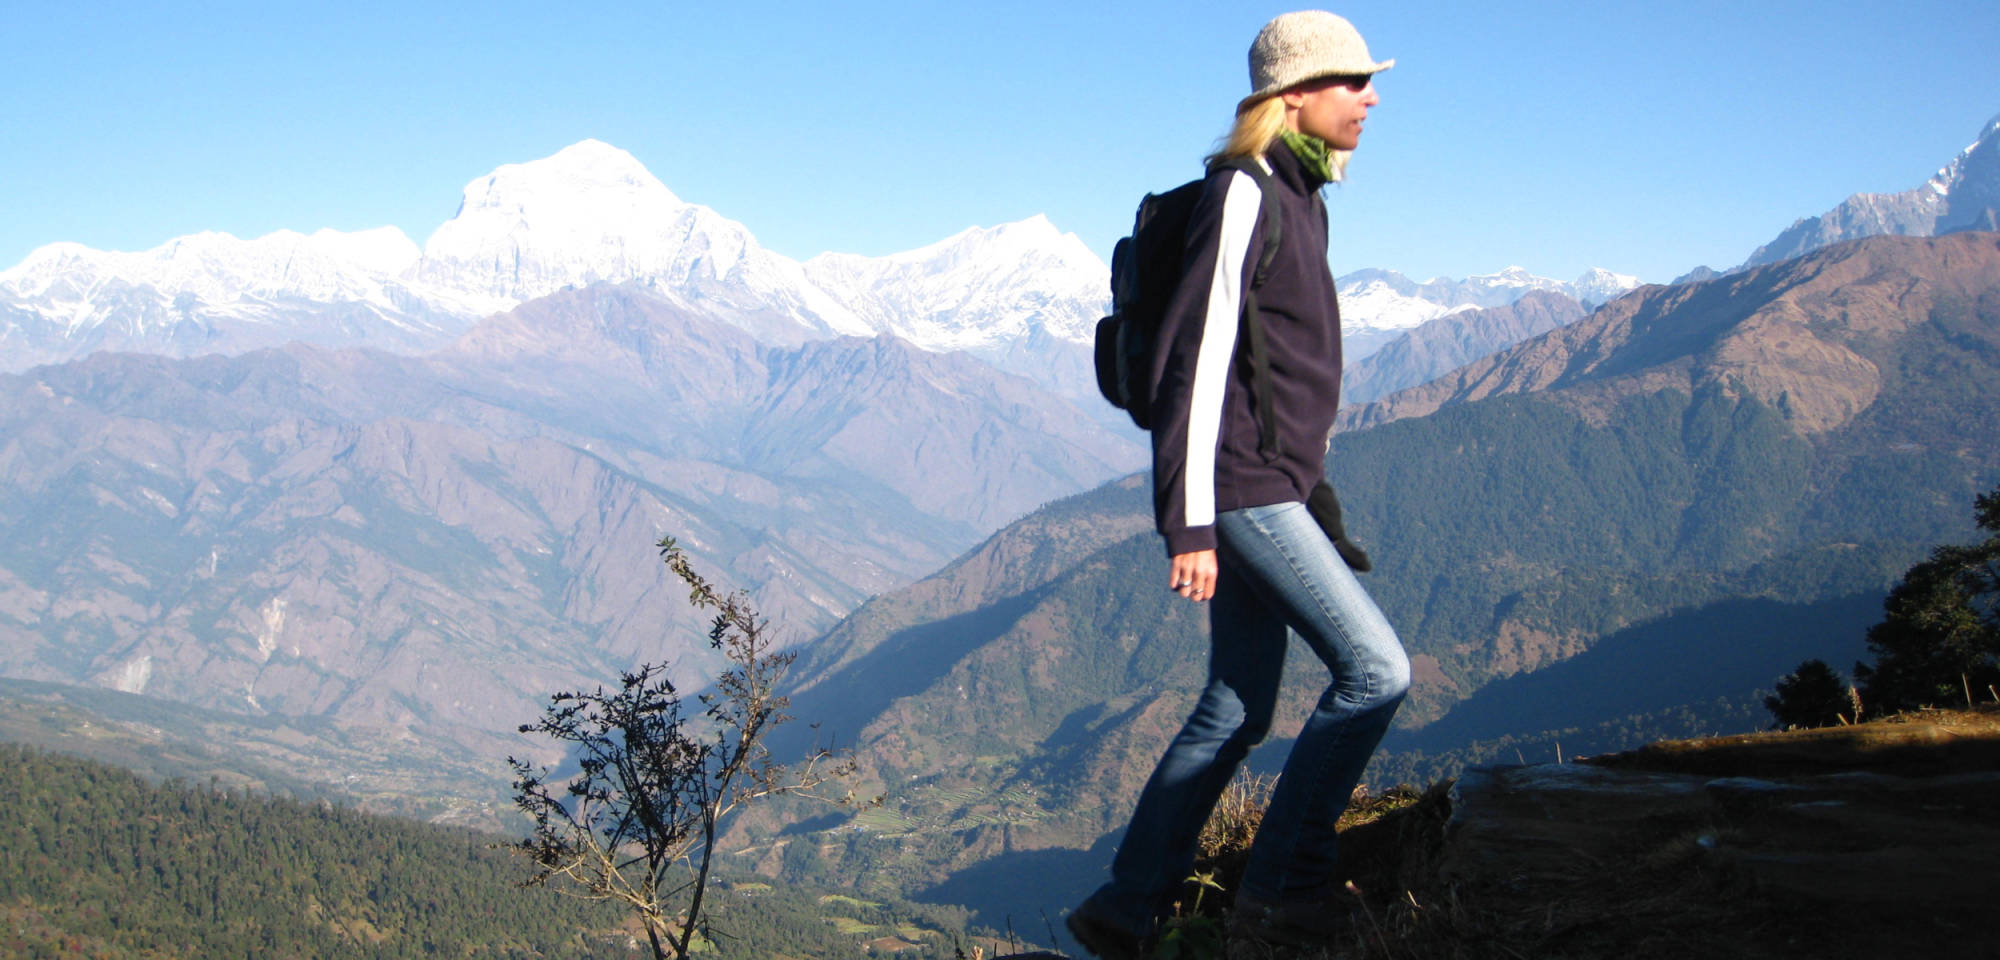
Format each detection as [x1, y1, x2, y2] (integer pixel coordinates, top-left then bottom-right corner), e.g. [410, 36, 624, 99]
[0, 746, 980, 959]
[0, 281, 1141, 824]
[0, 745, 619, 958]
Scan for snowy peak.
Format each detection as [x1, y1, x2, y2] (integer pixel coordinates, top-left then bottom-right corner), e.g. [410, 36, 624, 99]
[888, 214, 1096, 268]
[1337, 265, 1639, 348]
[0, 223, 448, 370]
[1, 139, 1101, 374]
[413, 140, 695, 301]
[0, 226, 421, 307]
[1929, 112, 2000, 198]
[437, 139, 683, 230]
[802, 214, 1107, 352]
[1469, 265, 1555, 291]
[302, 226, 425, 276]
[525, 139, 679, 200]
[1741, 111, 2000, 269]
[404, 141, 878, 339]
[1448, 266, 1637, 307]
[1570, 267, 1643, 306]
[1933, 112, 2000, 219]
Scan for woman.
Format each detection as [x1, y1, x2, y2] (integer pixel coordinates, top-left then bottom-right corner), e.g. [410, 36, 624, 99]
[1067, 11, 1410, 956]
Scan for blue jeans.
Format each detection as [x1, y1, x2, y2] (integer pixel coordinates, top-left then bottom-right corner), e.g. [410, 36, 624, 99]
[1088, 500, 1410, 931]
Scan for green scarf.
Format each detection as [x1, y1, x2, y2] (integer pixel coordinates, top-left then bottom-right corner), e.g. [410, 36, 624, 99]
[1279, 130, 1334, 183]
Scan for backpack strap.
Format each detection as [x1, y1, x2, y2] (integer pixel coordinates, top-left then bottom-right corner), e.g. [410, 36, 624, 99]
[1216, 157, 1284, 463]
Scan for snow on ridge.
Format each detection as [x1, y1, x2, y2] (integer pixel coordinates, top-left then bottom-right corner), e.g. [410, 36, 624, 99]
[813, 213, 1103, 280]
[395, 139, 1112, 351]
[305, 226, 424, 275]
[4, 139, 1115, 361]
[800, 214, 1108, 351]
[1471, 265, 1543, 285]
[453, 138, 682, 215]
[866, 214, 1064, 265]
[1982, 112, 2000, 141]
[412, 139, 695, 299]
[1570, 267, 1642, 305]
[1910, 115, 2000, 203]
[1339, 278, 1455, 332]
[402, 140, 882, 338]
[1338, 263, 1644, 336]
[1, 226, 423, 305]
[1929, 115, 2000, 197]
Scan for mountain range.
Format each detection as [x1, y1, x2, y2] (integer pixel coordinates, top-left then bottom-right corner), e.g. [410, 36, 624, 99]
[1, 140, 1639, 395]
[1334, 266, 1636, 361]
[1339, 289, 1589, 405]
[742, 232, 2000, 926]
[1740, 113, 2000, 270]
[22, 113, 1995, 408]
[0, 281, 1145, 813]
[1345, 114, 2000, 408]
[0, 142, 1109, 393]
[4, 111, 1999, 931]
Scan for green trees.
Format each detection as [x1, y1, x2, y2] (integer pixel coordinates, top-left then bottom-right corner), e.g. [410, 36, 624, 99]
[1767, 485, 2000, 726]
[1763, 659, 1855, 728]
[507, 536, 852, 960]
[0, 745, 625, 958]
[1853, 486, 2000, 712]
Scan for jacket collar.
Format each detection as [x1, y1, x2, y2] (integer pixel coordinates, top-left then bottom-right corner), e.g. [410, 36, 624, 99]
[1263, 135, 1329, 194]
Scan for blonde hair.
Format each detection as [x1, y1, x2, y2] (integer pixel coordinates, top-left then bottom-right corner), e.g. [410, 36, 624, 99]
[1205, 94, 1351, 182]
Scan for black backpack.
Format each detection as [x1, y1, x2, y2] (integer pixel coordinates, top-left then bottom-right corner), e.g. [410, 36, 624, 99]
[1093, 157, 1285, 461]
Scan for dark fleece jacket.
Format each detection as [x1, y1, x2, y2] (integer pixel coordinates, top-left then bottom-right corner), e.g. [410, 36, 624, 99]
[1150, 141, 1343, 556]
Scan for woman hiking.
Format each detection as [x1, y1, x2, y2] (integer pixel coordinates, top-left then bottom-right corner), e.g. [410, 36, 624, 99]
[1067, 11, 1409, 957]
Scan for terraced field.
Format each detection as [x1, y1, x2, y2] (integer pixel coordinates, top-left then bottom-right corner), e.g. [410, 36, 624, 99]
[849, 783, 1046, 837]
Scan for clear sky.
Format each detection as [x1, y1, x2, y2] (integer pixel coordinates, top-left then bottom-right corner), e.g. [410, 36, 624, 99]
[4, 1, 1997, 284]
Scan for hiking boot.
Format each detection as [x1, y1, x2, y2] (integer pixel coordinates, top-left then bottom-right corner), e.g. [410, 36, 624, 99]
[1229, 890, 1349, 947]
[1064, 894, 1148, 960]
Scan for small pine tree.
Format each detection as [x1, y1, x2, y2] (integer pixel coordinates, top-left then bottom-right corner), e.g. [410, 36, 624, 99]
[1764, 659, 1852, 728]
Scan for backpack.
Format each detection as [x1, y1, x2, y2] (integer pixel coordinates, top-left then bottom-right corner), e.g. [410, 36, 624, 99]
[1093, 157, 1285, 460]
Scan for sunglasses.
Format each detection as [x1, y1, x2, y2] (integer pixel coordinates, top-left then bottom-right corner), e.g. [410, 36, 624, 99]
[1324, 74, 1373, 92]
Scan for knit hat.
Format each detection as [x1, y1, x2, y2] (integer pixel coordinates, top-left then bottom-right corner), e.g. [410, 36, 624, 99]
[1240, 11, 1393, 113]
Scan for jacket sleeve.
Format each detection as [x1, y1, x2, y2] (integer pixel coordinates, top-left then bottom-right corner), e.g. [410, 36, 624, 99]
[1150, 167, 1267, 556]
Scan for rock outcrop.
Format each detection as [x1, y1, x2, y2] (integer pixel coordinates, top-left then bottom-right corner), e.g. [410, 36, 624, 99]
[1440, 710, 1999, 958]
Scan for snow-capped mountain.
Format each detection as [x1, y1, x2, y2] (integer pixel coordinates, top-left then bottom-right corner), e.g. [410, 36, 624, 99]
[0, 225, 492, 369]
[0, 140, 1108, 376]
[803, 214, 1105, 355]
[411, 140, 872, 344]
[411, 141, 1112, 356]
[1569, 267, 1646, 306]
[1741, 113, 2000, 269]
[1, 229, 406, 338]
[1, 227, 421, 310]
[1336, 265, 1640, 361]
[3, 136, 1645, 384]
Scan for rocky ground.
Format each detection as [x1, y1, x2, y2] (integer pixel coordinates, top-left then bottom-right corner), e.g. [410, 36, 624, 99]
[1420, 708, 1999, 959]
[1047, 706, 2000, 960]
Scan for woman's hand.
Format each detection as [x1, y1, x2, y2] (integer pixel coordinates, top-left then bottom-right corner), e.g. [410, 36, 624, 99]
[1169, 549, 1218, 602]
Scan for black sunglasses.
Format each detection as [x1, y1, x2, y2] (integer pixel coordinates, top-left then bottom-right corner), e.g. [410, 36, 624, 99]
[1324, 74, 1373, 92]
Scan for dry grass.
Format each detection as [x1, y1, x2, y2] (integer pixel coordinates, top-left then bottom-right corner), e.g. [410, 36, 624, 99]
[1182, 778, 1438, 930]
[1202, 708, 2000, 960]
[1199, 772, 1276, 861]
[1211, 780, 1787, 960]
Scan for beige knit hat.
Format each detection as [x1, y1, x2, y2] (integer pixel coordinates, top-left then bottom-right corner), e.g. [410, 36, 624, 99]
[1240, 10, 1393, 112]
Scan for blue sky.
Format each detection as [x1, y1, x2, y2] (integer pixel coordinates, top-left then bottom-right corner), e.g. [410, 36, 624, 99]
[4, 1, 1997, 284]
